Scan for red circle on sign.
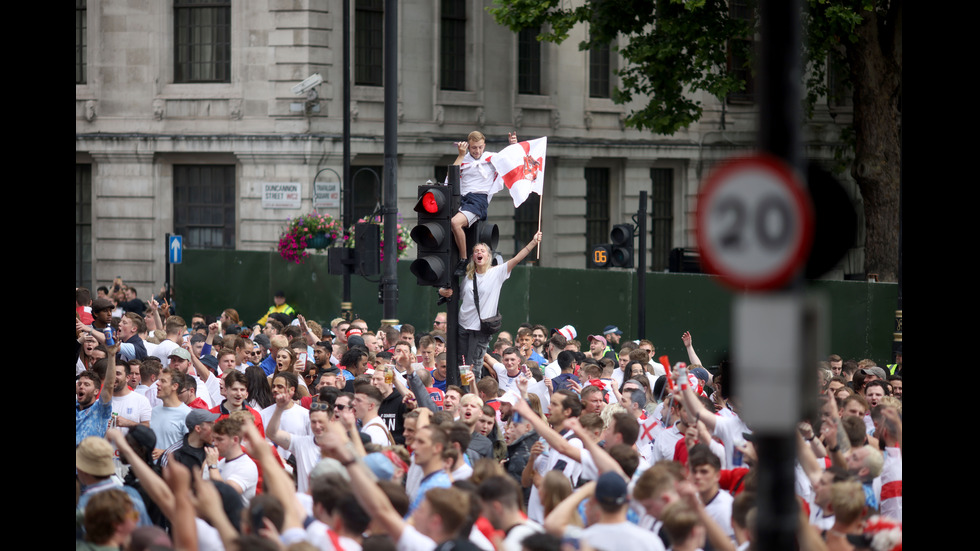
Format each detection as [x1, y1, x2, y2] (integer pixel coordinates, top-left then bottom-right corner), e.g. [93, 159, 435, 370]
[696, 154, 814, 290]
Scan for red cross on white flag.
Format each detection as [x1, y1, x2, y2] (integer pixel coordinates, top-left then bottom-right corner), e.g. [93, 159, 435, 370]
[490, 137, 547, 208]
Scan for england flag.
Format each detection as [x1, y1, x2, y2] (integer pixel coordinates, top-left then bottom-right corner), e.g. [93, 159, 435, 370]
[490, 137, 547, 207]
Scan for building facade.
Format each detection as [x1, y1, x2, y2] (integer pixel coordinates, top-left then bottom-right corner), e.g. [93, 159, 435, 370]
[75, 0, 859, 292]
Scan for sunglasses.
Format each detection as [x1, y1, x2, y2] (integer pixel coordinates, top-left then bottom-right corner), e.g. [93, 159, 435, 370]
[334, 404, 348, 411]
[310, 402, 331, 412]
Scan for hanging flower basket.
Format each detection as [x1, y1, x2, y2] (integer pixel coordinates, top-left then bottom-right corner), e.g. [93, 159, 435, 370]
[277, 211, 342, 264]
[344, 214, 413, 261]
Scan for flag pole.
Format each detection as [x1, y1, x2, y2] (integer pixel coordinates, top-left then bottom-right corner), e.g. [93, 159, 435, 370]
[536, 191, 542, 260]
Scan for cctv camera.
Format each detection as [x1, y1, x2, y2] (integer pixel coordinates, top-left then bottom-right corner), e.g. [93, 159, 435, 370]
[292, 73, 324, 95]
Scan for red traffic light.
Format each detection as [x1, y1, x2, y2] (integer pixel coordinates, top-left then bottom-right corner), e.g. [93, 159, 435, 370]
[421, 192, 439, 213]
[414, 187, 448, 215]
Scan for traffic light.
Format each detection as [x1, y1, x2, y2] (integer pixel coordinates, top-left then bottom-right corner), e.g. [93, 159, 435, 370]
[353, 222, 380, 276]
[590, 224, 635, 269]
[609, 224, 635, 268]
[410, 184, 455, 286]
[464, 220, 500, 256]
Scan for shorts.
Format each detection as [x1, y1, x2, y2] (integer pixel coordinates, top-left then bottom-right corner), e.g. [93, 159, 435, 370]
[459, 193, 489, 225]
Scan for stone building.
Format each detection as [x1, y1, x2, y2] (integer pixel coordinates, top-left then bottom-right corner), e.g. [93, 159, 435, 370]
[75, 0, 857, 292]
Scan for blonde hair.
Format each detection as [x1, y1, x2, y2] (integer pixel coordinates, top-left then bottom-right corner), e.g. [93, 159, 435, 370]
[467, 131, 486, 143]
[465, 243, 492, 279]
[830, 481, 866, 524]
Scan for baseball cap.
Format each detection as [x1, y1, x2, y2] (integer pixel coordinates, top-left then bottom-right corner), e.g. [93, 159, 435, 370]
[185, 409, 220, 430]
[587, 335, 607, 347]
[594, 472, 628, 507]
[169, 348, 192, 362]
[603, 325, 623, 336]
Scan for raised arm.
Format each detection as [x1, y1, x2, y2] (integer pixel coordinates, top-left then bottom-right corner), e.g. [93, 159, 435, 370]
[319, 422, 407, 542]
[543, 481, 595, 537]
[106, 428, 176, 518]
[453, 141, 468, 165]
[507, 231, 542, 273]
[564, 417, 625, 479]
[681, 331, 704, 368]
[264, 392, 294, 450]
[513, 398, 581, 462]
[241, 422, 304, 531]
[675, 369, 718, 433]
[406, 367, 438, 412]
[148, 298, 165, 336]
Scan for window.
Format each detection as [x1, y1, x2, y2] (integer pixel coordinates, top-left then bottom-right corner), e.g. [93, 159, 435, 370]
[441, 0, 466, 91]
[727, 0, 754, 104]
[174, 0, 231, 83]
[173, 165, 236, 249]
[517, 27, 541, 95]
[585, 167, 611, 263]
[514, 193, 540, 260]
[355, 0, 384, 86]
[76, 0, 86, 85]
[589, 36, 611, 98]
[76, 165, 92, 289]
[352, 166, 382, 221]
[650, 168, 673, 271]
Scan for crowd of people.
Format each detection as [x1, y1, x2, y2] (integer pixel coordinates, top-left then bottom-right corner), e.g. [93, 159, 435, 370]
[75, 129, 900, 551]
[75, 279, 903, 551]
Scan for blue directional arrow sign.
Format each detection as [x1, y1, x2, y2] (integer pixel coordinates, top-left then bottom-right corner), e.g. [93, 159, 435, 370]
[169, 235, 183, 264]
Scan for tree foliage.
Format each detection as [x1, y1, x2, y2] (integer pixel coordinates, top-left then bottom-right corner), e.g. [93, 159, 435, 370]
[490, 0, 902, 281]
[489, 0, 752, 134]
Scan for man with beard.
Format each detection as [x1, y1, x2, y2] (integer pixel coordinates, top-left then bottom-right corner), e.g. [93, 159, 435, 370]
[111, 358, 152, 436]
[77, 366, 114, 445]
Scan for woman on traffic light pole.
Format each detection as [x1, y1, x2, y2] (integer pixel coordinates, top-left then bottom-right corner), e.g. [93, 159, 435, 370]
[439, 231, 543, 380]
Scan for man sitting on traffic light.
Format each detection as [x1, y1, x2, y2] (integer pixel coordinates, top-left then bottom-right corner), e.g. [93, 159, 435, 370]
[450, 130, 518, 275]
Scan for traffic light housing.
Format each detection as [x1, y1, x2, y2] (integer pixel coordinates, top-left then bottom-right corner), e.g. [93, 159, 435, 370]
[410, 184, 455, 286]
[590, 224, 635, 269]
[464, 220, 500, 256]
[609, 224, 635, 268]
[353, 222, 381, 276]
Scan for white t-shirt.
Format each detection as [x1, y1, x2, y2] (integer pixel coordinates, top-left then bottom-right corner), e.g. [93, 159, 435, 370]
[490, 359, 521, 394]
[218, 453, 259, 507]
[528, 432, 583, 523]
[152, 339, 181, 368]
[712, 414, 751, 469]
[582, 522, 666, 551]
[650, 423, 683, 464]
[459, 265, 510, 331]
[703, 489, 735, 540]
[459, 151, 501, 196]
[150, 403, 191, 450]
[362, 416, 391, 446]
[288, 434, 324, 494]
[260, 403, 311, 459]
[502, 521, 544, 551]
[111, 392, 153, 436]
[397, 524, 437, 551]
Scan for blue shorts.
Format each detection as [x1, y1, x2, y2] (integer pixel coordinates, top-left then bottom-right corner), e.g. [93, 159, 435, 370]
[459, 193, 489, 224]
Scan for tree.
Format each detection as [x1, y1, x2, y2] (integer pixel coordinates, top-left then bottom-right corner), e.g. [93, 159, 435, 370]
[490, 0, 902, 282]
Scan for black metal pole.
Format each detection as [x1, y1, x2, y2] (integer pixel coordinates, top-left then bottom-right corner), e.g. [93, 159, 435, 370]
[757, 0, 802, 549]
[637, 191, 647, 340]
[341, 0, 353, 320]
[446, 166, 461, 387]
[381, 0, 399, 324]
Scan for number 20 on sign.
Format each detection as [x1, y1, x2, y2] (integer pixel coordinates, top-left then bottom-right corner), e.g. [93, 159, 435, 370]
[696, 155, 814, 291]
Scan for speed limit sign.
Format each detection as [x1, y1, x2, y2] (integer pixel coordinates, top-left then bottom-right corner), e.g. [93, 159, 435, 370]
[696, 154, 814, 290]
